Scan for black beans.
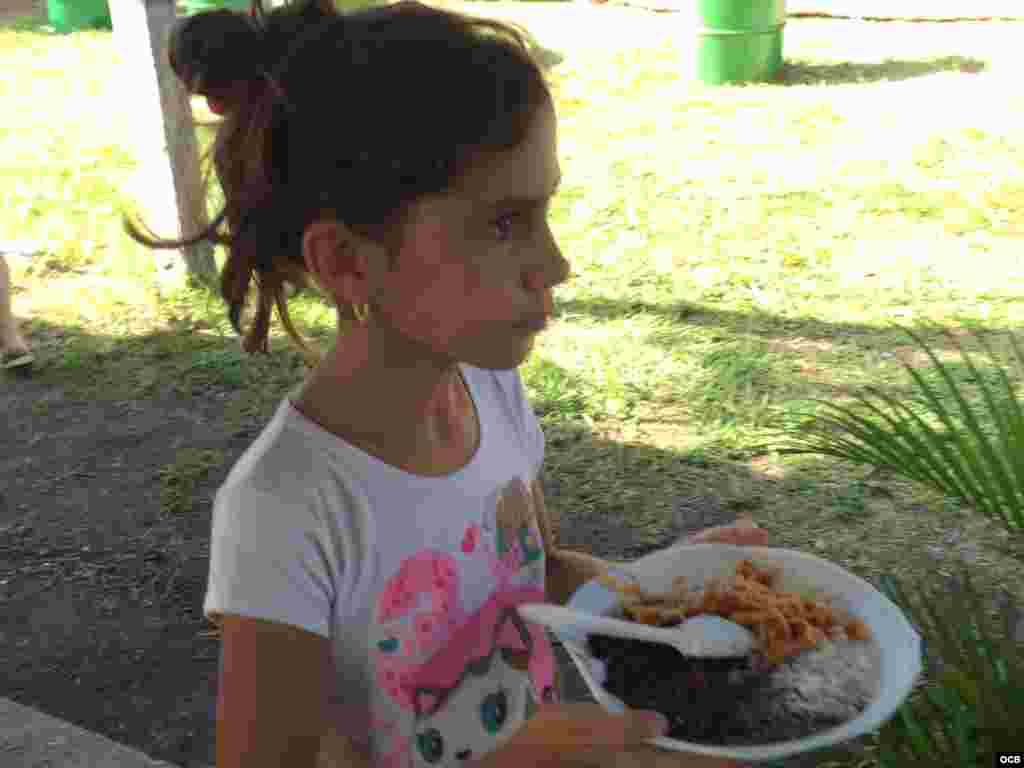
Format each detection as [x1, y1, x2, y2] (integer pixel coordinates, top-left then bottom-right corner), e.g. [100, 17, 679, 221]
[587, 633, 873, 745]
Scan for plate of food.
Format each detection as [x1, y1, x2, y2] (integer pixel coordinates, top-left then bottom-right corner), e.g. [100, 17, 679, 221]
[552, 544, 922, 763]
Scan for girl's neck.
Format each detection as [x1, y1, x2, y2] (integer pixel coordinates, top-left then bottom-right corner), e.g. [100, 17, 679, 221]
[291, 331, 479, 475]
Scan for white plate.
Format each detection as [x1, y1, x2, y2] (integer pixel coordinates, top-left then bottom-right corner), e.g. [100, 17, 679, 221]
[557, 544, 923, 763]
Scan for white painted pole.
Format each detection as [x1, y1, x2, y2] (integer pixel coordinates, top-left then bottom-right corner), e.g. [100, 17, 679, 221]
[108, 0, 217, 294]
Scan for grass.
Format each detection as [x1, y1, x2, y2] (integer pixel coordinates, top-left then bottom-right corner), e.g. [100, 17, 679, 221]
[160, 448, 226, 516]
[4, 7, 1024, 760]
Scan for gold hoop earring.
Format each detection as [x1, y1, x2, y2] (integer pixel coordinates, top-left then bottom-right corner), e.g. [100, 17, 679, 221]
[352, 302, 370, 325]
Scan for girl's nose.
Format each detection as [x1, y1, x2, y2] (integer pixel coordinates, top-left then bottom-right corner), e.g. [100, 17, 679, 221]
[526, 252, 571, 293]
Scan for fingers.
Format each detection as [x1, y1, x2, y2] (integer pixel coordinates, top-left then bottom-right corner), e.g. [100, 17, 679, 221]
[686, 522, 769, 546]
[523, 705, 739, 768]
[527, 703, 669, 750]
[621, 710, 671, 744]
[612, 744, 742, 768]
[721, 526, 768, 546]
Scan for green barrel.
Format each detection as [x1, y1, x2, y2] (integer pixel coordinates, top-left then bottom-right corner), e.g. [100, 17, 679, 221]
[178, 0, 253, 16]
[47, 0, 112, 33]
[696, 0, 786, 85]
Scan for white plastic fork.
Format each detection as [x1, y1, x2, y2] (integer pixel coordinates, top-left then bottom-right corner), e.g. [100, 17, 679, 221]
[518, 602, 755, 658]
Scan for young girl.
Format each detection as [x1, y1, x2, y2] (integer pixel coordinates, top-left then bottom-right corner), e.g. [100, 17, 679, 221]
[130, 2, 766, 766]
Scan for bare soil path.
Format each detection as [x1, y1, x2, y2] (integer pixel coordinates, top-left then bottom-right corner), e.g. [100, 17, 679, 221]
[2, 374, 262, 767]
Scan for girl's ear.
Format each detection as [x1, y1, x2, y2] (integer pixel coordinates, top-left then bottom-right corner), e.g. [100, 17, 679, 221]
[301, 220, 345, 296]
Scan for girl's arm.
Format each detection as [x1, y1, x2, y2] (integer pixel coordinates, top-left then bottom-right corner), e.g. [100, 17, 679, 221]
[532, 478, 769, 605]
[531, 476, 627, 606]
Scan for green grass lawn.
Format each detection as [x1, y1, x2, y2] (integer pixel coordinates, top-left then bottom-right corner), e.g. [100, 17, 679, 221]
[3, 9, 1024, 760]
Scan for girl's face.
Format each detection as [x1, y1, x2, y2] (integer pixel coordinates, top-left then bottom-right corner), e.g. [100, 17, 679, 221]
[372, 102, 570, 370]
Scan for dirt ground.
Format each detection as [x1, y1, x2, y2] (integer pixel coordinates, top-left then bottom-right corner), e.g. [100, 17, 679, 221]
[1, 373, 263, 767]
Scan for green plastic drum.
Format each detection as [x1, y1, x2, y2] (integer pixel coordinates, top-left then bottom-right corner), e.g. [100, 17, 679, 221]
[47, 0, 112, 33]
[178, 0, 253, 16]
[696, 0, 786, 85]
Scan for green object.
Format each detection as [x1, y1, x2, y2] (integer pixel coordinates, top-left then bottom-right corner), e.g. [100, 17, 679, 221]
[695, 0, 786, 85]
[47, 0, 112, 33]
[178, 0, 253, 16]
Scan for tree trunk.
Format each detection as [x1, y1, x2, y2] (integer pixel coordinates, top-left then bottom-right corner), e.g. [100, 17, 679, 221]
[108, 0, 217, 295]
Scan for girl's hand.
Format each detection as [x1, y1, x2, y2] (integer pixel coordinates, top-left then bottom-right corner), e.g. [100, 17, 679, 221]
[499, 703, 741, 768]
[613, 744, 744, 768]
[684, 515, 768, 547]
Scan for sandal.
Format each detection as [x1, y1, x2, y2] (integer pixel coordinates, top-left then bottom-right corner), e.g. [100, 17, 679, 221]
[1, 349, 34, 371]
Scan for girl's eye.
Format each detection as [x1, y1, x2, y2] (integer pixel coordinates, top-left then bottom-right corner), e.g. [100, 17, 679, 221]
[493, 212, 518, 241]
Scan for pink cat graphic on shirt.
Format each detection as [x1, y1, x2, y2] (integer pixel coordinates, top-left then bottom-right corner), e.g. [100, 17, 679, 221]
[369, 477, 557, 767]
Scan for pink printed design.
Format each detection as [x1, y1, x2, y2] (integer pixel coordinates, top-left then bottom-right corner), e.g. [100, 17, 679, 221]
[378, 662, 418, 711]
[413, 585, 557, 710]
[484, 536, 520, 588]
[369, 713, 412, 768]
[377, 585, 557, 714]
[503, 538, 524, 571]
[376, 550, 466, 660]
[373, 580, 559, 767]
[481, 519, 545, 592]
[379, 574, 417, 622]
[461, 523, 481, 554]
[374, 621, 415, 658]
[521, 526, 542, 560]
[369, 477, 556, 766]
[415, 611, 446, 652]
[377, 551, 458, 622]
[490, 476, 546, 587]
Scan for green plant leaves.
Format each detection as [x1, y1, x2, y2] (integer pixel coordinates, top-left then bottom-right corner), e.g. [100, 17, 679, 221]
[873, 564, 1024, 768]
[763, 326, 1024, 535]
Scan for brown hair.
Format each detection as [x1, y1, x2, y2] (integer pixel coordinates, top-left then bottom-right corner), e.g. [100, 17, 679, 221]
[125, 0, 553, 367]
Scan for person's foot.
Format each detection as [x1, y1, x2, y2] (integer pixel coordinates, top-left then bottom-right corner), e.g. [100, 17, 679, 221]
[1, 338, 34, 371]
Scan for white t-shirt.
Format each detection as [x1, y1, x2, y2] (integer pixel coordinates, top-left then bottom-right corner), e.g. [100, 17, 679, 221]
[203, 363, 559, 766]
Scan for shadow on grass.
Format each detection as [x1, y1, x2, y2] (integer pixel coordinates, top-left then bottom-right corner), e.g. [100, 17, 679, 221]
[0, 314, 951, 565]
[779, 55, 986, 85]
[558, 294, 1014, 356]
[558, 295, 1024, 428]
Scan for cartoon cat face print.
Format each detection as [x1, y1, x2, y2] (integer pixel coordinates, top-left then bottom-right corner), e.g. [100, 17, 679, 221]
[410, 648, 528, 767]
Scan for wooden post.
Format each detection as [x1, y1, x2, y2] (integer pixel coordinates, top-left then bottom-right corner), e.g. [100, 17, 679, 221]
[108, 0, 217, 295]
